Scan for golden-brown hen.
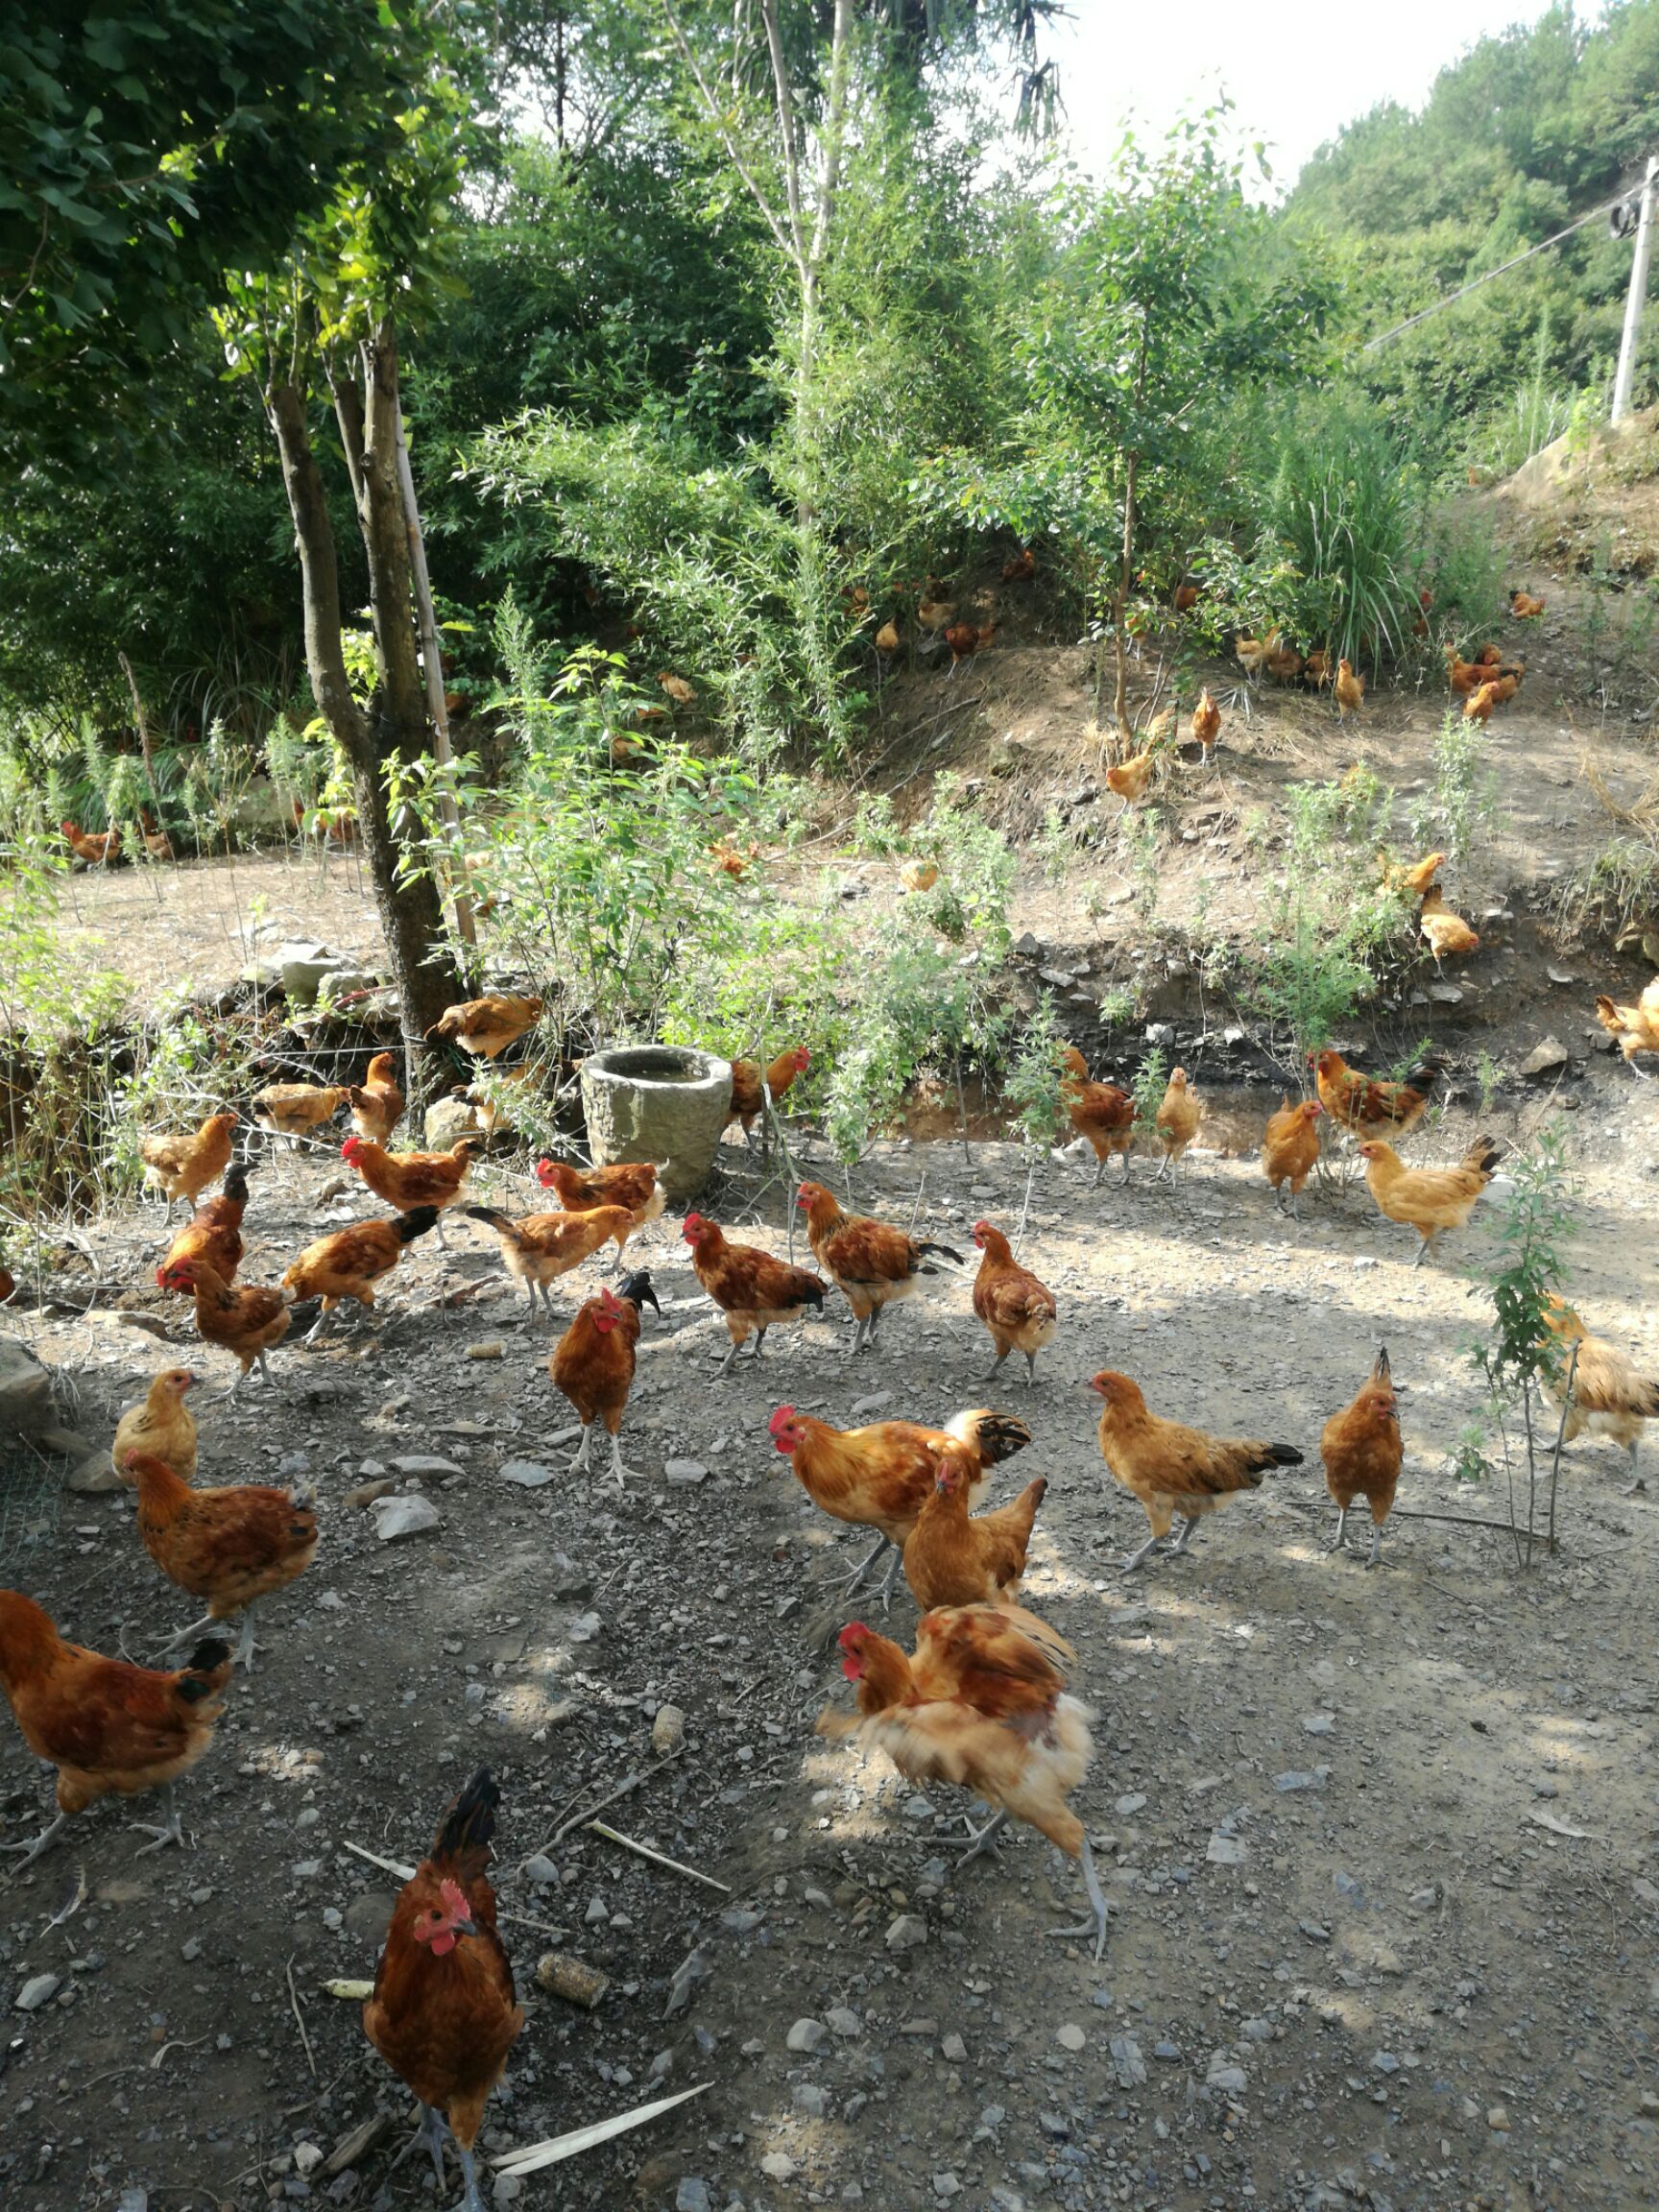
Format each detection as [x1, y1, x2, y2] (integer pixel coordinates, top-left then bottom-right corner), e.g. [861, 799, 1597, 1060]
[341, 1135, 476, 1246]
[727, 1046, 810, 1145]
[348, 1052, 404, 1146]
[1091, 1369, 1303, 1573]
[1261, 1096, 1323, 1216]
[549, 1271, 660, 1485]
[280, 1207, 441, 1340]
[252, 1083, 349, 1146]
[462, 1204, 635, 1319]
[123, 1451, 318, 1671]
[1358, 1135, 1503, 1265]
[141, 1112, 237, 1221]
[1594, 978, 1659, 1074]
[682, 1213, 828, 1373]
[1320, 1348, 1403, 1567]
[969, 1220, 1057, 1386]
[427, 993, 542, 1061]
[1154, 1066, 1202, 1182]
[902, 1461, 1047, 1612]
[112, 1368, 199, 1484]
[1311, 1049, 1439, 1147]
[158, 1258, 294, 1389]
[797, 1180, 964, 1355]
[1060, 1048, 1136, 1187]
[1542, 1298, 1659, 1472]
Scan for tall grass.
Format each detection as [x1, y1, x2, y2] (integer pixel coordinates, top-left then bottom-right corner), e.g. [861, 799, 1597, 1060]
[1260, 391, 1417, 666]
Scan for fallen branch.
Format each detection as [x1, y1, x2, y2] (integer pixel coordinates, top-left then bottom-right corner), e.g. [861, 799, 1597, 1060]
[492, 2081, 711, 2178]
[285, 1953, 318, 2080]
[587, 1820, 732, 1895]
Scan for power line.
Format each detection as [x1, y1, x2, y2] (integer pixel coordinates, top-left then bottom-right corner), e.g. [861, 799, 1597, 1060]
[1360, 186, 1636, 353]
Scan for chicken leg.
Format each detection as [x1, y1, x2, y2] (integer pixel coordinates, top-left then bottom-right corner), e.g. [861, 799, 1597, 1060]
[1328, 1504, 1351, 1554]
[2, 1809, 67, 1866]
[1045, 1833, 1111, 1961]
[606, 1431, 643, 1488]
[951, 1810, 1007, 1864]
[231, 1603, 260, 1672]
[387, 2102, 452, 2196]
[132, 1782, 186, 1855]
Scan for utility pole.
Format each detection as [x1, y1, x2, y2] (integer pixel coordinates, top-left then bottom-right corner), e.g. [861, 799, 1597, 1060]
[1612, 155, 1658, 424]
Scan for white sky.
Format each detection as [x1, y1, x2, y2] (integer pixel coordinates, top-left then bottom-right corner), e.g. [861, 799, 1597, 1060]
[1046, 0, 1607, 198]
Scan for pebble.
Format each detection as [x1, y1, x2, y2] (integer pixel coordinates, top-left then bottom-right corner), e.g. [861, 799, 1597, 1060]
[1206, 1831, 1247, 1863]
[793, 2083, 830, 2116]
[293, 2145, 324, 2176]
[1055, 2024, 1086, 2052]
[759, 2152, 797, 2181]
[1487, 2104, 1510, 2131]
[389, 1454, 465, 1477]
[826, 2006, 863, 2037]
[1109, 2033, 1146, 2087]
[16, 1974, 60, 2011]
[885, 1913, 927, 1951]
[1206, 2054, 1248, 2094]
[1115, 1791, 1147, 1816]
[371, 1494, 441, 1541]
[498, 1459, 554, 1487]
[567, 1611, 600, 1644]
[493, 2177, 522, 2207]
[1302, 1712, 1336, 1734]
[932, 2175, 961, 2200]
[180, 1937, 203, 1962]
[585, 1894, 610, 1925]
[786, 2017, 826, 2054]
[522, 1854, 558, 1886]
[652, 1704, 686, 1755]
[664, 1458, 709, 1485]
[941, 2032, 968, 2062]
[465, 1340, 505, 1360]
[676, 2184, 714, 2212]
[850, 1393, 894, 1416]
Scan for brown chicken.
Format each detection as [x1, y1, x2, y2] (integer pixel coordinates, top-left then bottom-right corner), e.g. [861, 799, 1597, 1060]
[462, 1204, 634, 1319]
[728, 1046, 811, 1144]
[427, 993, 542, 1061]
[902, 1461, 1047, 1611]
[363, 1768, 523, 2212]
[1154, 1067, 1202, 1182]
[252, 1083, 349, 1145]
[1060, 1047, 1136, 1186]
[900, 857, 940, 893]
[1264, 643, 1305, 685]
[549, 1270, 660, 1484]
[141, 1111, 237, 1220]
[159, 1259, 294, 1388]
[1090, 1369, 1303, 1573]
[1261, 1095, 1323, 1216]
[822, 1607, 1106, 1957]
[536, 1156, 664, 1268]
[970, 1220, 1057, 1386]
[1392, 849, 1446, 898]
[1190, 686, 1221, 767]
[1462, 679, 1503, 725]
[1172, 579, 1199, 612]
[1445, 646, 1490, 696]
[659, 672, 697, 705]
[1312, 1048, 1440, 1147]
[916, 595, 958, 637]
[138, 808, 175, 860]
[1358, 1135, 1503, 1264]
[281, 1208, 441, 1340]
[1594, 977, 1659, 1074]
[1334, 658, 1365, 718]
[1320, 1347, 1403, 1567]
[1542, 1298, 1659, 1472]
[945, 620, 997, 670]
[1235, 631, 1278, 677]
[875, 618, 902, 656]
[1305, 648, 1331, 688]
[1105, 745, 1157, 810]
[1420, 888, 1479, 971]
[1003, 547, 1037, 584]
[768, 1405, 1031, 1604]
[1510, 589, 1546, 618]
[341, 1134, 476, 1246]
[158, 1157, 251, 1286]
[348, 1052, 404, 1146]
[797, 1180, 964, 1355]
[61, 819, 122, 866]
[682, 1213, 828, 1373]
[0, 1591, 230, 1863]
[111, 1368, 198, 1484]
[122, 1451, 318, 1671]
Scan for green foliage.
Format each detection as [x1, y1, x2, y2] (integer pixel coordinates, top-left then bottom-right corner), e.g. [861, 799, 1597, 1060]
[1409, 713, 1499, 871]
[1551, 833, 1659, 945]
[1003, 995, 1069, 1151]
[1130, 1046, 1167, 1141]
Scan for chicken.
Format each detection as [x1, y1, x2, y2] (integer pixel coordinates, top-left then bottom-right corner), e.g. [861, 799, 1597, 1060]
[728, 1046, 811, 1146]
[916, 595, 957, 637]
[1358, 1134, 1503, 1265]
[969, 1220, 1057, 1386]
[1542, 1298, 1659, 1472]
[1305, 648, 1331, 687]
[1594, 977, 1659, 1075]
[1463, 679, 1502, 725]
[659, 672, 697, 705]
[158, 1258, 294, 1388]
[900, 858, 939, 893]
[902, 1461, 1047, 1612]
[1261, 1095, 1323, 1216]
[61, 819, 122, 866]
[1264, 643, 1305, 685]
[1510, 589, 1546, 618]
[682, 1213, 828, 1373]
[363, 1768, 524, 2212]
[461, 1204, 635, 1319]
[1234, 631, 1278, 677]
[427, 993, 542, 1062]
[548, 1270, 661, 1485]
[1334, 658, 1365, 718]
[1172, 579, 1199, 612]
[1154, 1066, 1202, 1182]
[122, 1451, 318, 1671]
[796, 1180, 964, 1355]
[341, 1134, 476, 1247]
[821, 1607, 1107, 1957]
[280, 1207, 440, 1341]
[768, 1405, 1032, 1603]
[1445, 647, 1489, 697]
[1320, 1347, 1402, 1567]
[1420, 888, 1479, 971]
[945, 619, 997, 671]
[111, 1368, 198, 1484]
[140, 1111, 237, 1221]
[875, 618, 902, 656]
[1003, 547, 1037, 583]
[1090, 1368, 1304, 1573]
[709, 837, 759, 879]
[1391, 850, 1446, 898]
[252, 1083, 349, 1146]
[159, 1157, 250, 1286]
[1105, 745, 1157, 810]
[1311, 1049, 1440, 1147]
[348, 1052, 404, 1146]
[1060, 1047, 1136, 1186]
[535, 1156, 664, 1268]
[138, 808, 175, 860]
[0, 1591, 230, 1864]
[1190, 686, 1220, 767]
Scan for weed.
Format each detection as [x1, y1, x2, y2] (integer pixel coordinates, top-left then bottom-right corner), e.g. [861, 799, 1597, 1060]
[1130, 1046, 1167, 1141]
[1408, 713, 1497, 872]
[1003, 995, 1070, 1151]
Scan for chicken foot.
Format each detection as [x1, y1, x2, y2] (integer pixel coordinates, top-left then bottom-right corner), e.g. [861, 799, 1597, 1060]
[387, 2101, 453, 2195]
[132, 1782, 187, 1855]
[1044, 1833, 1111, 1961]
[1, 1809, 67, 1868]
[944, 1810, 1007, 1864]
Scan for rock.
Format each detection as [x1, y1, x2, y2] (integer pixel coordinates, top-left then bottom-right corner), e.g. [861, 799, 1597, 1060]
[759, 2152, 797, 2181]
[652, 1705, 686, 1756]
[372, 1494, 441, 1541]
[389, 1455, 465, 1479]
[0, 1337, 56, 1435]
[63, 1452, 125, 1495]
[1274, 1769, 1320, 1792]
[1055, 2024, 1086, 2053]
[1115, 1791, 1147, 1816]
[1144, 1022, 1175, 1046]
[584, 1894, 610, 1926]
[1487, 2104, 1509, 2131]
[522, 1855, 559, 1886]
[293, 2144, 324, 2177]
[850, 1393, 893, 1417]
[885, 1913, 927, 1951]
[676, 2183, 715, 2212]
[567, 1611, 600, 1644]
[1302, 1712, 1336, 1735]
[537, 1954, 609, 2008]
[786, 2017, 827, 2054]
[663, 1947, 710, 2017]
[423, 1094, 485, 1148]
[932, 2176, 961, 2200]
[1520, 1038, 1571, 1078]
[1108, 2033, 1146, 2087]
[493, 2176, 523, 2207]
[498, 1459, 554, 1488]
[941, 2032, 968, 2063]
[793, 2082, 829, 2117]
[1206, 2054, 1247, 2094]
[1206, 1831, 1247, 1864]
[344, 1891, 398, 1945]
[16, 1973, 60, 2009]
[664, 1458, 709, 1486]
[827, 2006, 863, 2038]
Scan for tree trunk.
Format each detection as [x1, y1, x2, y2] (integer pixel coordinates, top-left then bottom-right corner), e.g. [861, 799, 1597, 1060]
[265, 373, 457, 1090]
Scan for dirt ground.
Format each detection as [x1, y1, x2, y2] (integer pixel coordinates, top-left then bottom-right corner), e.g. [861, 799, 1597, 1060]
[6, 541, 1659, 2212]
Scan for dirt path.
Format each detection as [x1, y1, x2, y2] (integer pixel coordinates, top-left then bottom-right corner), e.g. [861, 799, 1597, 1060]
[2, 1063, 1656, 2212]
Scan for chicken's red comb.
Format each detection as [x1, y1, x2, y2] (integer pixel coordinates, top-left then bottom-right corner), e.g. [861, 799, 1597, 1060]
[683, 1212, 704, 1234]
[767, 1406, 796, 1435]
[837, 1622, 867, 1647]
[438, 1877, 470, 1919]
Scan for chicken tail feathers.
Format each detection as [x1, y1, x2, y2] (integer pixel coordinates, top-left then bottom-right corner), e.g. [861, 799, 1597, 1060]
[176, 1639, 233, 1700]
[462, 1204, 518, 1243]
[433, 1766, 501, 1868]
[916, 1240, 966, 1267]
[397, 1206, 443, 1244]
[946, 1408, 1034, 1464]
[1372, 1344, 1391, 1386]
[1403, 1056, 1445, 1094]
[617, 1267, 661, 1316]
[1463, 1134, 1503, 1177]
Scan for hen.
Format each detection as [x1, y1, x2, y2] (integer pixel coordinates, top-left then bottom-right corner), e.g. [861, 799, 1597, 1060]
[1154, 1066, 1202, 1183]
[1358, 1135, 1503, 1265]
[1311, 1049, 1440, 1147]
[158, 1259, 294, 1389]
[1542, 1298, 1659, 1472]
[141, 1111, 237, 1221]
[1594, 978, 1659, 1075]
[902, 1461, 1047, 1611]
[348, 1052, 404, 1146]
[427, 993, 542, 1061]
[1060, 1048, 1136, 1186]
[0, 1590, 229, 1863]
[341, 1135, 476, 1247]
[727, 1046, 810, 1147]
[364, 1768, 524, 2212]
[797, 1180, 964, 1355]
[822, 1607, 1107, 1958]
[281, 1207, 441, 1340]
[1334, 659, 1365, 718]
[1261, 1096, 1322, 1216]
[111, 1368, 198, 1483]
[536, 1157, 664, 1269]
[1190, 687, 1220, 768]
[61, 819, 122, 866]
[252, 1082, 349, 1147]
[549, 1271, 661, 1484]
[682, 1212, 828, 1372]
[969, 1220, 1057, 1386]
[1091, 1368, 1303, 1573]
[1420, 889, 1479, 972]
[1105, 745, 1157, 811]
[1320, 1348, 1403, 1567]
[769, 1404, 1031, 1604]
[159, 1157, 251, 1286]
[123, 1451, 318, 1671]
[462, 1203, 634, 1319]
